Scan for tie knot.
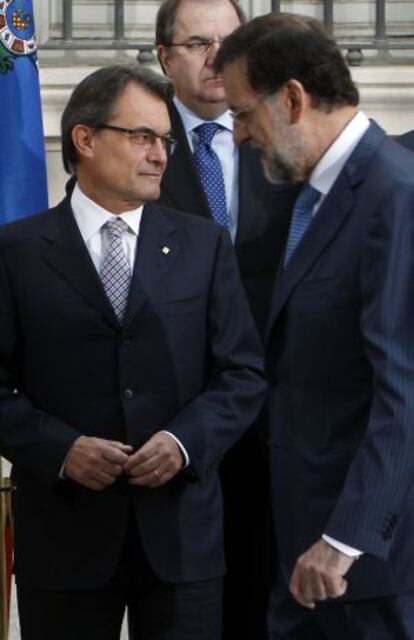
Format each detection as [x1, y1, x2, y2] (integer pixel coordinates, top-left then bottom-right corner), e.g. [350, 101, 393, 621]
[105, 217, 129, 239]
[295, 183, 320, 212]
[195, 122, 222, 146]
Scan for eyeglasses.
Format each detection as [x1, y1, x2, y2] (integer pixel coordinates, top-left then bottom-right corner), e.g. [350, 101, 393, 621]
[169, 37, 225, 57]
[95, 124, 177, 155]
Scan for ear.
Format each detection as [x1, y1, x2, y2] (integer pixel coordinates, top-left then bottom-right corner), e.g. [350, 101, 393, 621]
[283, 79, 307, 125]
[157, 45, 172, 78]
[71, 125, 96, 161]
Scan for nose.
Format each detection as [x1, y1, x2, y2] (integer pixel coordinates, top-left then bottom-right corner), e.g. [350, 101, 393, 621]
[148, 137, 168, 165]
[205, 40, 221, 66]
[233, 120, 250, 145]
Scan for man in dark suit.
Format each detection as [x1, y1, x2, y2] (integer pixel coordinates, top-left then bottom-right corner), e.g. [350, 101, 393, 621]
[155, 4, 296, 636]
[398, 129, 414, 149]
[217, 13, 414, 639]
[0, 64, 266, 640]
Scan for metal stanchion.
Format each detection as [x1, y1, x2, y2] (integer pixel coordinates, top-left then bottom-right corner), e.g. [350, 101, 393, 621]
[0, 458, 14, 640]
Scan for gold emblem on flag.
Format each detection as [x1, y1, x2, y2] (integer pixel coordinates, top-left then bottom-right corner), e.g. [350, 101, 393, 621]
[12, 8, 31, 31]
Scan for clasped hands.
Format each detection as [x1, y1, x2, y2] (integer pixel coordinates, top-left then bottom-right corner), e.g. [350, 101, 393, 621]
[64, 432, 183, 491]
[289, 539, 356, 609]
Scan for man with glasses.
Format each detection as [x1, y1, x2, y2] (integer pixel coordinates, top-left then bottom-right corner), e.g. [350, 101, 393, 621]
[155, 3, 297, 636]
[216, 13, 414, 639]
[0, 64, 266, 640]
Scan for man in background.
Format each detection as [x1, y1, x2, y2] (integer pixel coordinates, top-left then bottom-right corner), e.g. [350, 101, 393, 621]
[156, 3, 296, 636]
[217, 13, 414, 639]
[0, 64, 266, 640]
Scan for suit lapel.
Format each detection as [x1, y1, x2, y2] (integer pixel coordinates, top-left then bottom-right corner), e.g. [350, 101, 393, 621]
[266, 121, 387, 341]
[162, 103, 211, 218]
[41, 199, 119, 328]
[123, 204, 179, 327]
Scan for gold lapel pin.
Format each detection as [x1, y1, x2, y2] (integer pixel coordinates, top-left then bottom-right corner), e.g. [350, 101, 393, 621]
[161, 245, 171, 255]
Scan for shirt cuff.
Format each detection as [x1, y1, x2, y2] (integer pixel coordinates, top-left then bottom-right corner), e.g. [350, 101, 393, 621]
[59, 453, 69, 479]
[161, 430, 190, 468]
[322, 534, 363, 558]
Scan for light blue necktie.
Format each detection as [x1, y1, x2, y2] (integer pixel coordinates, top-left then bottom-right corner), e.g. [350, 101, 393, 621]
[193, 123, 228, 227]
[283, 183, 320, 267]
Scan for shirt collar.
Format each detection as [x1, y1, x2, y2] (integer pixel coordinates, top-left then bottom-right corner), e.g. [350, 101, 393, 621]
[309, 111, 370, 196]
[173, 96, 233, 134]
[71, 183, 143, 241]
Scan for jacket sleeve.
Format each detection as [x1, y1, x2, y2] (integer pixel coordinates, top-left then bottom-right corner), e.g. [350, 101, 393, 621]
[0, 251, 80, 486]
[325, 184, 414, 558]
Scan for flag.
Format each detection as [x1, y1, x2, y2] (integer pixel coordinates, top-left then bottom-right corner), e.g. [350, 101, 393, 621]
[0, 0, 48, 223]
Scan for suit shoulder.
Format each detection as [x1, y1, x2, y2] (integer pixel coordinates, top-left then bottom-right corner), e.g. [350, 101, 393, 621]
[0, 206, 58, 249]
[0, 208, 52, 235]
[370, 136, 414, 185]
[396, 130, 414, 152]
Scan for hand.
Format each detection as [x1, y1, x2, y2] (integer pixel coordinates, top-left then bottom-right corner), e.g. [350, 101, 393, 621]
[289, 539, 356, 609]
[64, 436, 132, 491]
[123, 431, 183, 488]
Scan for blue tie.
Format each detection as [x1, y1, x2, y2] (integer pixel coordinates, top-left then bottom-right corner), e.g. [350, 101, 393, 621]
[284, 183, 320, 267]
[193, 123, 228, 227]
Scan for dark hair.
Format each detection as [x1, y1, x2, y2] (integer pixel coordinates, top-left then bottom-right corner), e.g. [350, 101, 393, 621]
[155, 0, 246, 47]
[215, 13, 359, 111]
[61, 64, 173, 174]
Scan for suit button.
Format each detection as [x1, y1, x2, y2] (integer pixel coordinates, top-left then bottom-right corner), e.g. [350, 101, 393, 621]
[123, 388, 134, 399]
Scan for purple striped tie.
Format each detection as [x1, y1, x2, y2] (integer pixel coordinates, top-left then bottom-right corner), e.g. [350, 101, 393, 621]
[100, 217, 131, 321]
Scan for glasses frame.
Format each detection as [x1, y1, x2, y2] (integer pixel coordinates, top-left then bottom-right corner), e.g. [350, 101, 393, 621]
[95, 124, 177, 155]
[168, 37, 225, 57]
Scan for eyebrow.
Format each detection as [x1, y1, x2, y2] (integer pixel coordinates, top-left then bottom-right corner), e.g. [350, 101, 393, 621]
[186, 35, 212, 41]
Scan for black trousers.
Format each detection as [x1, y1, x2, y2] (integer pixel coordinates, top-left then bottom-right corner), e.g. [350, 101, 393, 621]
[221, 422, 272, 640]
[17, 517, 222, 640]
[268, 571, 414, 640]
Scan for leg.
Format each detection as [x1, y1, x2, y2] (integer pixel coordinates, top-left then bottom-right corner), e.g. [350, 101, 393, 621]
[268, 570, 326, 640]
[128, 576, 222, 640]
[126, 516, 222, 640]
[221, 421, 271, 640]
[317, 592, 414, 640]
[17, 582, 126, 640]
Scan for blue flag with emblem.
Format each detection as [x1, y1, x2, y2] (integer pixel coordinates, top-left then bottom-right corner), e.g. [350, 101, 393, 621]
[0, 0, 48, 223]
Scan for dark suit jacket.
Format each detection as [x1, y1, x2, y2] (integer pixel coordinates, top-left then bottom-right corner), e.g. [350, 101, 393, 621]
[397, 129, 414, 150]
[157, 102, 297, 335]
[0, 198, 266, 590]
[266, 122, 414, 600]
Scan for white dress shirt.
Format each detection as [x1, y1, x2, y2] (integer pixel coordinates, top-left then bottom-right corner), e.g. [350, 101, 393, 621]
[304, 111, 371, 558]
[173, 96, 240, 243]
[67, 184, 190, 467]
[309, 110, 370, 216]
[71, 182, 143, 273]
